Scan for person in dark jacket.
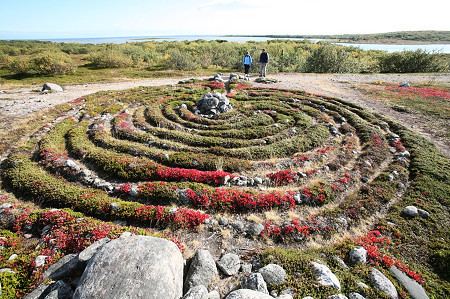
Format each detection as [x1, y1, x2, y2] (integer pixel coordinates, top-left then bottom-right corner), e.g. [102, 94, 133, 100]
[242, 51, 253, 78]
[259, 49, 269, 77]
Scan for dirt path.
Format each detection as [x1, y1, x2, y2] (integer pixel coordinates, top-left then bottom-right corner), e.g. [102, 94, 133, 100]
[1, 73, 449, 157]
[0, 78, 189, 118]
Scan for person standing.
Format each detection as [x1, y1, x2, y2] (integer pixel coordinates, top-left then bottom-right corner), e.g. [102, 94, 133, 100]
[259, 49, 269, 77]
[242, 51, 253, 79]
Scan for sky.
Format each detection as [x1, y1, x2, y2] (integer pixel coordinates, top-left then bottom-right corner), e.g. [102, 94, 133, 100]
[0, 0, 449, 39]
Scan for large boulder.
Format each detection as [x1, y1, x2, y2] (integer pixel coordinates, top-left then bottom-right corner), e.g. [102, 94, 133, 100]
[369, 268, 398, 299]
[182, 285, 208, 299]
[258, 264, 286, 285]
[43, 281, 73, 299]
[185, 249, 219, 291]
[217, 253, 241, 276]
[240, 273, 268, 294]
[389, 266, 429, 299]
[43, 253, 81, 280]
[311, 262, 341, 289]
[402, 206, 418, 218]
[77, 237, 110, 264]
[225, 289, 273, 299]
[42, 83, 63, 93]
[73, 235, 183, 299]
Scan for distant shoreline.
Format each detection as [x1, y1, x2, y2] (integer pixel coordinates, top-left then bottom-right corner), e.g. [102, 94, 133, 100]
[226, 36, 450, 45]
[226, 31, 450, 45]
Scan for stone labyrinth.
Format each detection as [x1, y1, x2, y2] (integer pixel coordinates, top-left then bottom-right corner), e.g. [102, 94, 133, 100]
[2, 78, 414, 248]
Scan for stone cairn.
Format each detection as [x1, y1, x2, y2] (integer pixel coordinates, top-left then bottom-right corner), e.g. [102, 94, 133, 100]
[192, 73, 243, 117]
[194, 92, 232, 117]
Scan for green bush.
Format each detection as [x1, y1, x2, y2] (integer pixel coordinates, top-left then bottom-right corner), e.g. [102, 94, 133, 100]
[379, 49, 448, 73]
[29, 51, 76, 75]
[88, 49, 133, 68]
[0, 40, 449, 75]
[305, 44, 353, 73]
[7, 56, 31, 74]
[165, 48, 199, 70]
[60, 43, 90, 54]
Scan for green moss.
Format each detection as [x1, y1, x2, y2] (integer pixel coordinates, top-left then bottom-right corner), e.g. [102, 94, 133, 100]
[0, 271, 20, 299]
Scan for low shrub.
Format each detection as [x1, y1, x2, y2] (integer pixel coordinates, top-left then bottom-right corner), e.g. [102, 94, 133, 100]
[6, 51, 76, 75]
[165, 48, 199, 70]
[6, 56, 31, 74]
[305, 44, 353, 73]
[30, 51, 76, 75]
[379, 49, 448, 73]
[88, 49, 134, 68]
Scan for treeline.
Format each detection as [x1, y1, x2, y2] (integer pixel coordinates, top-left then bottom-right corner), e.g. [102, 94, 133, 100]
[0, 40, 448, 76]
[256, 31, 450, 43]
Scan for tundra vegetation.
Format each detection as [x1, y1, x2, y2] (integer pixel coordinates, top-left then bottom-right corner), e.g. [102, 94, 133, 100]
[0, 40, 449, 86]
[0, 78, 449, 298]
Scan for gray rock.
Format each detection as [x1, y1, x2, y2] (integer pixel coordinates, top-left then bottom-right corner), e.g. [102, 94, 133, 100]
[389, 266, 429, 299]
[254, 177, 263, 185]
[206, 290, 220, 299]
[35, 255, 48, 267]
[8, 254, 18, 261]
[182, 285, 208, 299]
[240, 263, 252, 274]
[294, 193, 302, 204]
[23, 283, 52, 299]
[42, 83, 63, 93]
[0, 208, 15, 229]
[74, 235, 183, 299]
[302, 297, 314, 299]
[348, 293, 366, 299]
[217, 253, 241, 276]
[241, 273, 269, 294]
[0, 203, 13, 210]
[277, 295, 293, 299]
[356, 281, 369, 290]
[44, 253, 80, 280]
[332, 256, 349, 270]
[311, 261, 341, 289]
[44, 281, 73, 299]
[327, 295, 348, 299]
[246, 223, 264, 236]
[417, 209, 430, 219]
[349, 246, 367, 265]
[78, 238, 110, 263]
[64, 159, 79, 170]
[369, 268, 398, 299]
[226, 289, 273, 299]
[258, 263, 286, 285]
[197, 93, 232, 115]
[399, 81, 410, 87]
[218, 217, 229, 226]
[185, 249, 219, 291]
[402, 206, 418, 218]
